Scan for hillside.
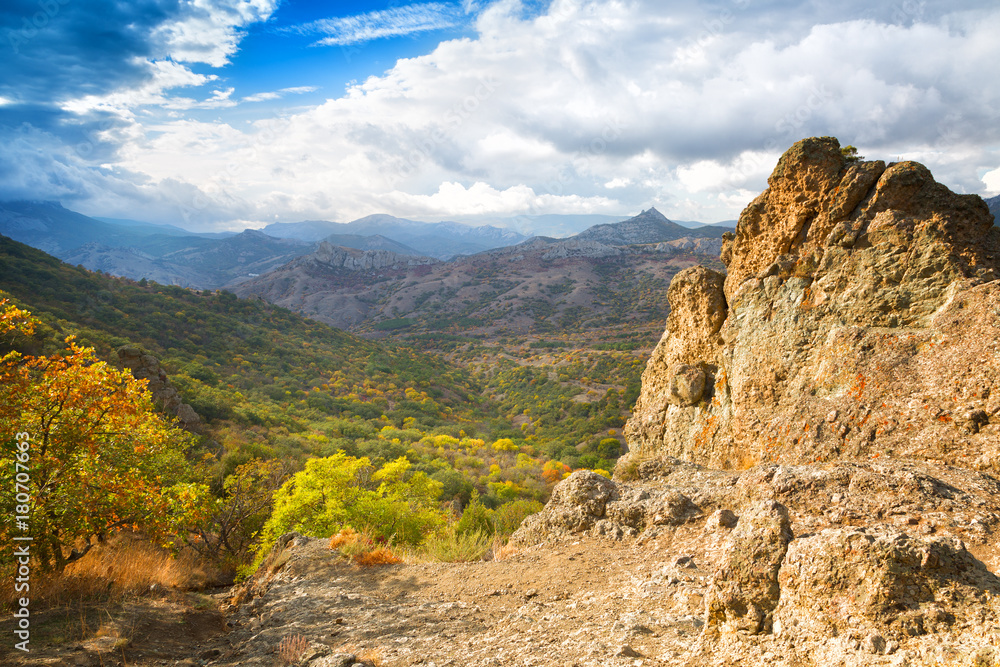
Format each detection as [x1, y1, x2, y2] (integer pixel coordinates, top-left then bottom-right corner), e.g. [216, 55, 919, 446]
[234, 209, 727, 335]
[571, 207, 729, 245]
[0, 233, 654, 509]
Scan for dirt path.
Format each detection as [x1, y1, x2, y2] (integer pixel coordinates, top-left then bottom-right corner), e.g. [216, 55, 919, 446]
[204, 531, 715, 667]
[0, 591, 229, 667]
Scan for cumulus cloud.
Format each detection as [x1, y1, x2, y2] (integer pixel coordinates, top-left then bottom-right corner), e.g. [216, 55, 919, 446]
[2, 0, 1000, 229]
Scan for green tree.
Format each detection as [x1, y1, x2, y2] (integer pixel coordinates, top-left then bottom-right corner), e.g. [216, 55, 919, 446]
[841, 145, 863, 163]
[259, 451, 445, 552]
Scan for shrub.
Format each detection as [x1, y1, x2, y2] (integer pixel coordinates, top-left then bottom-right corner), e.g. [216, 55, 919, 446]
[260, 452, 445, 554]
[421, 528, 493, 562]
[493, 499, 544, 537]
[455, 491, 494, 536]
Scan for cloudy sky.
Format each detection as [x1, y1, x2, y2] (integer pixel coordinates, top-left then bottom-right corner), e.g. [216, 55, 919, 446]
[1, 0, 999, 233]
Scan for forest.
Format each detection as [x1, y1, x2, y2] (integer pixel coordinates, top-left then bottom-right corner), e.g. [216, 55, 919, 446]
[0, 235, 661, 583]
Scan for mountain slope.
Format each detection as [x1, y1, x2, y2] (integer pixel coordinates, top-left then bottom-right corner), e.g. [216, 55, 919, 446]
[0, 200, 156, 255]
[571, 207, 730, 245]
[233, 229, 723, 333]
[987, 194, 999, 224]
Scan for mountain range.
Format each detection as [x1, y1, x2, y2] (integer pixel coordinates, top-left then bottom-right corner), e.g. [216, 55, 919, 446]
[0, 201, 733, 295]
[232, 210, 729, 334]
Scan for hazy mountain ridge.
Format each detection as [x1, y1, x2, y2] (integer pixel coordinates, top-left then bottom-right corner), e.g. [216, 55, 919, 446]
[263, 214, 530, 259]
[234, 208, 729, 333]
[2, 201, 730, 294]
[571, 207, 731, 245]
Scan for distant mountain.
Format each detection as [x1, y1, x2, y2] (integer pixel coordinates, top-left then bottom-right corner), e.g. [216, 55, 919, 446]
[94, 217, 234, 239]
[260, 220, 344, 242]
[321, 233, 422, 256]
[62, 230, 314, 289]
[235, 215, 726, 333]
[570, 207, 730, 246]
[0, 201, 317, 289]
[444, 213, 627, 237]
[987, 195, 1000, 225]
[264, 214, 529, 259]
[0, 201, 157, 256]
[672, 219, 738, 229]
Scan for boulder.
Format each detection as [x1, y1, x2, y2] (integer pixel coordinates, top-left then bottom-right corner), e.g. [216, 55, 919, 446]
[704, 500, 793, 636]
[117, 345, 201, 431]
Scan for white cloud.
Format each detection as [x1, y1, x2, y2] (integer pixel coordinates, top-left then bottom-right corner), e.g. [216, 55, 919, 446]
[152, 0, 279, 67]
[242, 86, 319, 103]
[386, 181, 619, 216]
[20, 0, 1000, 230]
[290, 3, 464, 47]
[984, 167, 1000, 195]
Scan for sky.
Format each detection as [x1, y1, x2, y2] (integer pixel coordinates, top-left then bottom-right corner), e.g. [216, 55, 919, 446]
[1, 0, 999, 234]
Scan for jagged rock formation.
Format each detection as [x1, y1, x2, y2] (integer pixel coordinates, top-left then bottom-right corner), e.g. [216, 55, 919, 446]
[625, 136, 1000, 470]
[655, 237, 724, 256]
[117, 345, 201, 431]
[308, 241, 438, 271]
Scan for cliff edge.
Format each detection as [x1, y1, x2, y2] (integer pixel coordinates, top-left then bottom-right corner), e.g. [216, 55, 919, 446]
[624, 136, 1000, 471]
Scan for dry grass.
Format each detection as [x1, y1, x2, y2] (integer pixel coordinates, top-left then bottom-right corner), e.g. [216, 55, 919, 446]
[3, 533, 223, 611]
[277, 632, 310, 664]
[489, 534, 521, 562]
[328, 528, 403, 567]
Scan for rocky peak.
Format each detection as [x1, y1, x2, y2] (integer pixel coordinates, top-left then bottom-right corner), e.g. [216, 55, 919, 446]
[309, 241, 438, 271]
[624, 137, 1000, 470]
[723, 136, 994, 300]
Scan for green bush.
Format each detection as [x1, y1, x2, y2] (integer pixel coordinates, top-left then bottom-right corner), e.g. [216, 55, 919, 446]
[259, 452, 445, 554]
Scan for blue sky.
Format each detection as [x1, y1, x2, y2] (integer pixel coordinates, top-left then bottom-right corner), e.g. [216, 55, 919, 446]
[1, 1, 999, 233]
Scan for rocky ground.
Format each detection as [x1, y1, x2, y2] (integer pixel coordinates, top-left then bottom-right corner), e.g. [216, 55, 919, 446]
[93, 457, 995, 667]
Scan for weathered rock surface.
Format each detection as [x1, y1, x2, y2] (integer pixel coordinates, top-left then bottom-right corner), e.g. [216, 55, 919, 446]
[656, 237, 724, 256]
[625, 136, 1000, 470]
[117, 345, 201, 431]
[704, 500, 792, 636]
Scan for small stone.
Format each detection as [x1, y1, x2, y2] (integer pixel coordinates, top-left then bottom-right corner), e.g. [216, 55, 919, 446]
[524, 588, 538, 599]
[615, 645, 642, 658]
[864, 634, 886, 655]
[674, 555, 697, 569]
[704, 509, 738, 532]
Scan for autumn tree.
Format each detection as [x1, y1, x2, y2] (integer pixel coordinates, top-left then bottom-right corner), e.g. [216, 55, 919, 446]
[0, 300, 196, 572]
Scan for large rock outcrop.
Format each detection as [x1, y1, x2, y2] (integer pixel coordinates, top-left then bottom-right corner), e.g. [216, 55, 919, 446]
[624, 136, 1000, 471]
[117, 345, 201, 431]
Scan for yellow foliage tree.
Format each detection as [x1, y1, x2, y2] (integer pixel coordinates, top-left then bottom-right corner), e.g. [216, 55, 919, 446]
[0, 300, 195, 572]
